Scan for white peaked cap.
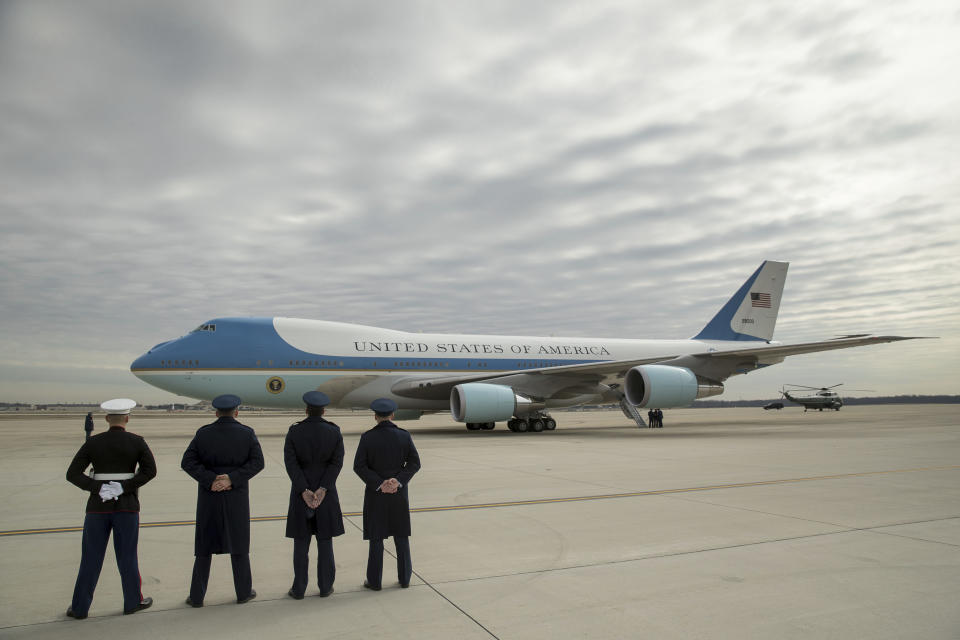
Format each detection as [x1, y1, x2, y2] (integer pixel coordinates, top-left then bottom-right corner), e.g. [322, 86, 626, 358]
[100, 398, 137, 414]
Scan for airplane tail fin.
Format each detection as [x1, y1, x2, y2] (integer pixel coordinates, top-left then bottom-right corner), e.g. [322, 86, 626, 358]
[693, 260, 789, 342]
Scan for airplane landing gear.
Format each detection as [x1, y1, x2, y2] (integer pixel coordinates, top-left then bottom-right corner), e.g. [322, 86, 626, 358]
[466, 422, 496, 431]
[507, 414, 555, 433]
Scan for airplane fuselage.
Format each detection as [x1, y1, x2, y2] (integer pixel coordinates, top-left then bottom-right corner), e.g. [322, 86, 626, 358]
[131, 317, 736, 410]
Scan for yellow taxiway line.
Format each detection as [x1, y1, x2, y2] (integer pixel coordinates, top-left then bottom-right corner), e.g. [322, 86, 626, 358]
[3, 464, 957, 538]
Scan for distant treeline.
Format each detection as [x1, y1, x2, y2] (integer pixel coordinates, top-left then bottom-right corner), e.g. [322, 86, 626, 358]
[3, 396, 958, 411]
[0, 402, 206, 411]
[693, 395, 960, 408]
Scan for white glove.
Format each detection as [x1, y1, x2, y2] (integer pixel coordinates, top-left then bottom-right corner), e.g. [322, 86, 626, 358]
[99, 481, 124, 502]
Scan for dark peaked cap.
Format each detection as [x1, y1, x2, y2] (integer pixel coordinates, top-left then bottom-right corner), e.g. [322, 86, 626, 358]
[302, 391, 330, 407]
[370, 398, 398, 414]
[211, 394, 242, 410]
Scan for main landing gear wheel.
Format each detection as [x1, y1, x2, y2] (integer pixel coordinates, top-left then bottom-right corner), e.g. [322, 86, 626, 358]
[466, 422, 496, 431]
[507, 416, 556, 433]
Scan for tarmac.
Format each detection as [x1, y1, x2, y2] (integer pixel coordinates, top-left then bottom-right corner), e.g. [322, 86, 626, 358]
[0, 404, 958, 639]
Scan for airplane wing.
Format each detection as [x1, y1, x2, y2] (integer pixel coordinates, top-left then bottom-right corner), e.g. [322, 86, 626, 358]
[701, 334, 926, 361]
[685, 335, 931, 382]
[390, 334, 928, 401]
[390, 355, 676, 400]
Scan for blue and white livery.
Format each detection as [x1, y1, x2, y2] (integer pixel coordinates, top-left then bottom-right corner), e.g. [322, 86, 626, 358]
[130, 261, 918, 432]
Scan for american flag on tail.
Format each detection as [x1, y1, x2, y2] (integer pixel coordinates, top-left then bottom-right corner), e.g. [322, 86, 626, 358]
[751, 292, 771, 308]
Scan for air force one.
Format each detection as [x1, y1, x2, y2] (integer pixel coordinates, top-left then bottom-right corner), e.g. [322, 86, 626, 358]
[130, 261, 919, 432]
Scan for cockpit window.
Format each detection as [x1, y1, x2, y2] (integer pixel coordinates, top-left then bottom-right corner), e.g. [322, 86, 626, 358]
[192, 324, 217, 333]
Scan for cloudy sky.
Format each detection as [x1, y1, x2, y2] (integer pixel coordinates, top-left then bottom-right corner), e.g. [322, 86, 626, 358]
[1, 0, 958, 405]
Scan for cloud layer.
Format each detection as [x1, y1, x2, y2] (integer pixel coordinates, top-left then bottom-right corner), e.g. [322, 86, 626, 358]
[1, 1, 958, 403]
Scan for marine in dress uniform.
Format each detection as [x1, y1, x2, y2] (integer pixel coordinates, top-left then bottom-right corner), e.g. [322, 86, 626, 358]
[181, 394, 264, 606]
[65, 398, 156, 619]
[284, 391, 345, 599]
[353, 398, 421, 590]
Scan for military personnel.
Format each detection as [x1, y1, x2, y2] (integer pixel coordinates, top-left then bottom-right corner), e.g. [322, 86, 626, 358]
[647, 409, 655, 428]
[65, 398, 156, 619]
[353, 398, 421, 590]
[656, 408, 664, 428]
[284, 391, 345, 599]
[181, 394, 264, 607]
[83, 412, 94, 440]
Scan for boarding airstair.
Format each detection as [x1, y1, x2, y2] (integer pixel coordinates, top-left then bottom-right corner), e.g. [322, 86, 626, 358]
[619, 396, 647, 428]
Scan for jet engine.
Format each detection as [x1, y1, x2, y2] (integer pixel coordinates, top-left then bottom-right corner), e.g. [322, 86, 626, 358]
[624, 364, 723, 407]
[450, 383, 540, 423]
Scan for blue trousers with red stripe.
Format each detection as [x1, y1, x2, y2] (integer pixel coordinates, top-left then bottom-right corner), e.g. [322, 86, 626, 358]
[71, 512, 142, 615]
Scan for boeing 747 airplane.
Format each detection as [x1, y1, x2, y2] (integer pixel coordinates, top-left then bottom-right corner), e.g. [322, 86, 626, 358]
[130, 261, 919, 432]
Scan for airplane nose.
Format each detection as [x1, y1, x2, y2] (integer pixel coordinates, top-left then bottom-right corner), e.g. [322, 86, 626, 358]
[130, 351, 153, 373]
[131, 340, 174, 372]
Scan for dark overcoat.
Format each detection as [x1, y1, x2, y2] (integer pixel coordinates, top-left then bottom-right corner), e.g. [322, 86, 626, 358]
[283, 415, 345, 539]
[181, 416, 264, 555]
[352, 420, 421, 540]
[66, 426, 157, 513]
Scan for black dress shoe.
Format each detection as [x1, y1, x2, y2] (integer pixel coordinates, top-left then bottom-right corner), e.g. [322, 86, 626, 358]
[185, 597, 202, 608]
[319, 587, 334, 597]
[400, 582, 410, 588]
[288, 588, 304, 600]
[237, 589, 257, 604]
[124, 597, 152, 615]
[363, 581, 381, 591]
[66, 607, 87, 620]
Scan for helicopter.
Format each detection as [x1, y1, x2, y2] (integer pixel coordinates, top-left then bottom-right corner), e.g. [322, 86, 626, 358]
[780, 384, 870, 411]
